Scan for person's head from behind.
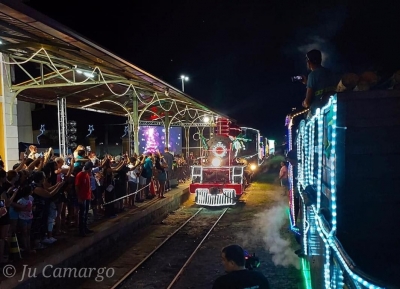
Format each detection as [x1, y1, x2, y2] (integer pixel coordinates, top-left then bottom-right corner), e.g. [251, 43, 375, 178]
[33, 171, 46, 184]
[164, 147, 169, 152]
[306, 49, 322, 70]
[21, 185, 32, 199]
[6, 170, 19, 185]
[83, 161, 93, 173]
[17, 170, 29, 185]
[221, 244, 246, 272]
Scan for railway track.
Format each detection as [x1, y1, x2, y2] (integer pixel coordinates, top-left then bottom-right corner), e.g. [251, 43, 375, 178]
[111, 207, 228, 289]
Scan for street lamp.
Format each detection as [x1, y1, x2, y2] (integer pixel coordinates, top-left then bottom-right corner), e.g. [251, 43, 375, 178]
[180, 75, 189, 92]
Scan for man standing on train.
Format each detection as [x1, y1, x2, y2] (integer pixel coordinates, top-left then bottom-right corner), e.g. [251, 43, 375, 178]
[301, 49, 337, 109]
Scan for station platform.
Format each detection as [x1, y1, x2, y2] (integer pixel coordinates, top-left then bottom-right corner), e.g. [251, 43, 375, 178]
[0, 183, 190, 289]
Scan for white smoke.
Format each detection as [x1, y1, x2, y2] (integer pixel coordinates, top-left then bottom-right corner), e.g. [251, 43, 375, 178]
[245, 200, 300, 269]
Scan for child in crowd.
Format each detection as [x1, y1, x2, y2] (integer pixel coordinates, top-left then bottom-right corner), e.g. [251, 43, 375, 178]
[18, 186, 35, 253]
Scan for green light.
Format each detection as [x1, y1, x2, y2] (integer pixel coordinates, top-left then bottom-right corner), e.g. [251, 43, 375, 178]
[301, 258, 312, 289]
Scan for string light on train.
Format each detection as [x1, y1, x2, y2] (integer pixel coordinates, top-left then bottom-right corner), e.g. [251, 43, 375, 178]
[212, 142, 228, 158]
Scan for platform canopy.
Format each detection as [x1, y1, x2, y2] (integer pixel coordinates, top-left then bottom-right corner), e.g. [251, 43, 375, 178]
[0, 0, 230, 126]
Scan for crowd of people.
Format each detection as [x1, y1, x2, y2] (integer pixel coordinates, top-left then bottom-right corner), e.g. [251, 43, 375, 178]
[0, 144, 192, 266]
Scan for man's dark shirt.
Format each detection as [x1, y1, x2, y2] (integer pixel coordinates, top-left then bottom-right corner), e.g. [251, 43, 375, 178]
[212, 270, 270, 289]
[162, 152, 174, 172]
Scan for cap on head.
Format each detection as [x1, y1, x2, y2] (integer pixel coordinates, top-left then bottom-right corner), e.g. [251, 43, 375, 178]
[84, 161, 93, 171]
[306, 49, 322, 65]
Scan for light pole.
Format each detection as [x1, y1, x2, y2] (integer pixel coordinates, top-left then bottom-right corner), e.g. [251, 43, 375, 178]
[180, 75, 189, 92]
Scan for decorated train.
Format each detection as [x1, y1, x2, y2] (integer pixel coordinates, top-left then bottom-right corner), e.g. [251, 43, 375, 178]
[189, 118, 262, 206]
[286, 91, 400, 289]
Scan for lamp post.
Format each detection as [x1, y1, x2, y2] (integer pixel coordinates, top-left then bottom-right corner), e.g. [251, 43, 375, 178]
[180, 75, 189, 92]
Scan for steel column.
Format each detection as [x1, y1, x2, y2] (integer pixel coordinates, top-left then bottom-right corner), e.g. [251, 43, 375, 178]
[164, 113, 170, 150]
[57, 97, 68, 157]
[131, 92, 139, 154]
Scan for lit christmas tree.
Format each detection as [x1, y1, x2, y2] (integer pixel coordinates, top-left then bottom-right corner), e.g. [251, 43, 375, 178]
[143, 127, 159, 153]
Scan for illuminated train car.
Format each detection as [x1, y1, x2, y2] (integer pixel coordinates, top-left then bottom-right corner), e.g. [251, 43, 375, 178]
[239, 127, 263, 168]
[286, 91, 400, 289]
[189, 118, 248, 206]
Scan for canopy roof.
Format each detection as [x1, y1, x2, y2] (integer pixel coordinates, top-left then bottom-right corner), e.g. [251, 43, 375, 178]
[0, 0, 230, 124]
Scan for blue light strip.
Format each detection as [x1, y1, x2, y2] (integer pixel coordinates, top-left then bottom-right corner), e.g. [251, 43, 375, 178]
[310, 120, 315, 185]
[316, 108, 323, 212]
[329, 97, 338, 236]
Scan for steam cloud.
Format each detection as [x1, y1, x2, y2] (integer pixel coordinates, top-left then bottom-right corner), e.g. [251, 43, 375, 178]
[241, 199, 300, 269]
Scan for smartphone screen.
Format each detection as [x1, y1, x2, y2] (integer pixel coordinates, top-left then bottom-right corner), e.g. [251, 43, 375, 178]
[0, 199, 5, 208]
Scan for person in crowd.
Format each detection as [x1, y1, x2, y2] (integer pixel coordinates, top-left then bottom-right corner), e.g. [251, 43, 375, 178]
[102, 156, 126, 219]
[0, 169, 19, 264]
[31, 171, 64, 248]
[90, 158, 103, 220]
[66, 166, 81, 229]
[127, 157, 140, 207]
[17, 186, 35, 254]
[162, 147, 174, 192]
[137, 155, 146, 203]
[75, 162, 95, 237]
[8, 170, 30, 258]
[154, 153, 167, 199]
[113, 155, 129, 212]
[279, 161, 289, 196]
[143, 153, 154, 199]
[41, 162, 60, 245]
[28, 145, 38, 160]
[74, 147, 89, 170]
[301, 49, 337, 109]
[53, 162, 72, 236]
[212, 244, 270, 289]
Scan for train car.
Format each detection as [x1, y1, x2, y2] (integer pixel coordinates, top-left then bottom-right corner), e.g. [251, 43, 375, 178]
[286, 90, 400, 289]
[189, 118, 249, 206]
[239, 127, 263, 168]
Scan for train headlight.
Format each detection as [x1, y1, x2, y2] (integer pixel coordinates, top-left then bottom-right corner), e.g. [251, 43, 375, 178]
[212, 157, 222, 167]
[250, 164, 257, 171]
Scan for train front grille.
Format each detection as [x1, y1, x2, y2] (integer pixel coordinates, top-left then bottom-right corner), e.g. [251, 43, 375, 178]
[195, 188, 236, 206]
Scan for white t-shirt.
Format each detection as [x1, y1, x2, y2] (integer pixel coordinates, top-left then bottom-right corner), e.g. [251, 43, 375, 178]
[127, 165, 139, 183]
[17, 195, 34, 220]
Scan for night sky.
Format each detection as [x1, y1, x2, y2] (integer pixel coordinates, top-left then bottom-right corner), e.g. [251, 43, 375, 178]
[25, 0, 400, 143]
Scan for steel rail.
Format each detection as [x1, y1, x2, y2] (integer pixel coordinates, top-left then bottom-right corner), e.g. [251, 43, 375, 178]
[166, 207, 229, 289]
[110, 207, 204, 289]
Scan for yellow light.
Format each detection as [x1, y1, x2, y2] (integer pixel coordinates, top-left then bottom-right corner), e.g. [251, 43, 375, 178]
[212, 157, 222, 167]
[250, 164, 257, 171]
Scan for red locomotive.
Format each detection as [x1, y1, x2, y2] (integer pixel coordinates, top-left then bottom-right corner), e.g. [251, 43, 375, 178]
[189, 118, 250, 206]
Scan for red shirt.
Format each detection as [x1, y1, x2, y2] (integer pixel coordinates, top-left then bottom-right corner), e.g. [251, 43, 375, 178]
[75, 171, 91, 200]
